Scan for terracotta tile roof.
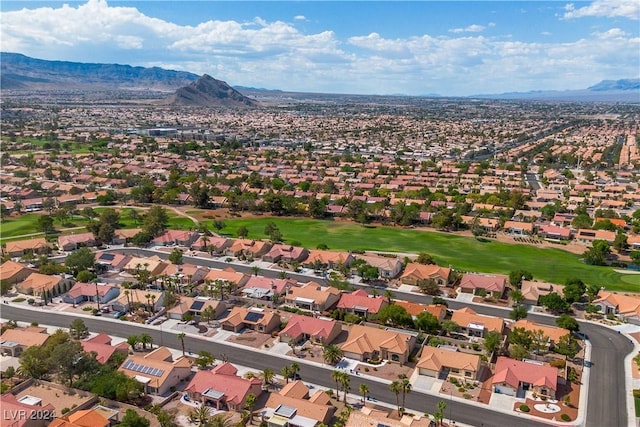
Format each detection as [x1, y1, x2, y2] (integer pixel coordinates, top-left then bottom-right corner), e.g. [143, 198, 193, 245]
[492, 356, 558, 391]
[337, 289, 386, 314]
[394, 301, 447, 320]
[459, 273, 507, 293]
[340, 324, 413, 356]
[185, 362, 262, 405]
[4, 238, 50, 253]
[400, 263, 451, 282]
[513, 319, 569, 345]
[17, 272, 63, 293]
[0, 261, 34, 281]
[1, 327, 49, 348]
[417, 346, 481, 372]
[451, 307, 504, 334]
[280, 314, 340, 341]
[595, 291, 640, 318]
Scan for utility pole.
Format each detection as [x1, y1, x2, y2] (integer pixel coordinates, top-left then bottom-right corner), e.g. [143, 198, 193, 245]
[94, 280, 101, 311]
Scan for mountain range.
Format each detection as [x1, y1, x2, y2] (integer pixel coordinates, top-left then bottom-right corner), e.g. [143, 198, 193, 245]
[1, 52, 638, 103]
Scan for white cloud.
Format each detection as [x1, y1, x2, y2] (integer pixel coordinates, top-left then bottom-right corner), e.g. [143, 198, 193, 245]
[294, 15, 307, 21]
[563, 0, 639, 20]
[0, 0, 638, 96]
[449, 24, 486, 34]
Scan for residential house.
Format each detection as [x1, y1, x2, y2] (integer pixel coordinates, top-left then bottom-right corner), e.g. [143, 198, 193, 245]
[503, 220, 535, 236]
[184, 362, 262, 411]
[166, 297, 226, 322]
[118, 346, 191, 395]
[303, 250, 354, 270]
[520, 280, 565, 306]
[279, 314, 342, 345]
[0, 393, 56, 427]
[94, 252, 131, 272]
[399, 263, 451, 287]
[57, 232, 96, 251]
[61, 282, 120, 305]
[122, 256, 167, 277]
[0, 326, 50, 357]
[109, 288, 164, 314]
[191, 236, 231, 253]
[458, 273, 507, 299]
[111, 228, 142, 245]
[538, 225, 572, 241]
[492, 357, 559, 399]
[49, 409, 110, 427]
[284, 282, 341, 312]
[204, 268, 249, 289]
[0, 261, 36, 287]
[227, 239, 272, 259]
[241, 276, 295, 301]
[16, 272, 74, 297]
[336, 289, 387, 318]
[340, 324, 416, 364]
[152, 230, 199, 247]
[3, 238, 51, 258]
[593, 291, 640, 324]
[451, 307, 505, 338]
[80, 333, 129, 364]
[575, 229, 616, 246]
[345, 407, 433, 427]
[353, 253, 403, 279]
[512, 319, 570, 351]
[394, 301, 447, 322]
[220, 306, 281, 334]
[158, 263, 209, 287]
[262, 244, 309, 263]
[262, 381, 335, 427]
[416, 346, 482, 381]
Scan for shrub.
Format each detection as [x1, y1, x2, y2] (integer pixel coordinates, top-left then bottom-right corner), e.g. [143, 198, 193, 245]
[472, 343, 480, 351]
[82, 306, 93, 311]
[550, 359, 567, 369]
[463, 393, 472, 399]
[364, 367, 369, 372]
[11, 297, 25, 303]
[61, 408, 70, 415]
[560, 414, 571, 422]
[634, 389, 640, 398]
[27, 298, 35, 305]
[458, 387, 465, 393]
[519, 405, 530, 412]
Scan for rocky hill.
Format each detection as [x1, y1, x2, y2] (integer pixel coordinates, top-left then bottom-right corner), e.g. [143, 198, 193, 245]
[164, 74, 257, 107]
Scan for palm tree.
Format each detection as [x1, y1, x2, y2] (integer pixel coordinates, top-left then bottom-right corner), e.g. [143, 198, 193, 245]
[251, 266, 260, 276]
[188, 406, 211, 426]
[260, 368, 275, 389]
[331, 370, 342, 397]
[400, 378, 412, 414]
[323, 344, 343, 365]
[209, 414, 235, 427]
[201, 306, 216, 324]
[290, 362, 300, 379]
[435, 400, 446, 426]
[150, 295, 156, 314]
[384, 289, 395, 305]
[123, 289, 132, 314]
[177, 332, 186, 356]
[281, 365, 293, 384]
[126, 335, 139, 351]
[140, 333, 153, 351]
[244, 393, 257, 425]
[339, 372, 350, 403]
[389, 381, 402, 415]
[359, 383, 369, 404]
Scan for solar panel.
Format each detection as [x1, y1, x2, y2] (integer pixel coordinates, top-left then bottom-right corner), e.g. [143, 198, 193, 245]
[122, 360, 163, 377]
[244, 312, 264, 323]
[190, 300, 206, 311]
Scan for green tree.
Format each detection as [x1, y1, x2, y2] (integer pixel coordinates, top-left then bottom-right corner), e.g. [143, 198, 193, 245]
[65, 247, 95, 276]
[323, 344, 343, 365]
[377, 304, 413, 327]
[331, 370, 343, 397]
[441, 320, 460, 336]
[359, 383, 369, 403]
[484, 330, 502, 355]
[571, 214, 593, 230]
[237, 225, 249, 238]
[414, 311, 440, 334]
[400, 377, 412, 414]
[142, 206, 169, 237]
[554, 334, 579, 359]
[509, 289, 525, 305]
[259, 368, 276, 389]
[69, 318, 89, 340]
[583, 240, 610, 266]
[195, 350, 215, 369]
[417, 278, 440, 295]
[613, 231, 628, 252]
[509, 343, 530, 360]
[37, 215, 55, 233]
[509, 327, 532, 348]
[120, 409, 151, 427]
[75, 269, 96, 282]
[416, 252, 436, 265]
[177, 332, 186, 356]
[509, 270, 533, 288]
[18, 346, 51, 379]
[434, 400, 446, 426]
[168, 248, 183, 265]
[556, 314, 580, 333]
[563, 278, 586, 304]
[539, 292, 570, 313]
[244, 393, 257, 425]
[49, 340, 83, 386]
[510, 304, 528, 320]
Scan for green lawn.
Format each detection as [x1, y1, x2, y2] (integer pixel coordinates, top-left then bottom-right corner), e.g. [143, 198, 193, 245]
[213, 217, 636, 291]
[1, 214, 43, 238]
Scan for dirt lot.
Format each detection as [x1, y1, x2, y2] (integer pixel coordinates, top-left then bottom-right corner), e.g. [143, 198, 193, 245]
[226, 330, 275, 349]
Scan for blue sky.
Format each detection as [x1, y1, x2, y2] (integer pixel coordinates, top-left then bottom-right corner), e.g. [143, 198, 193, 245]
[1, 0, 638, 95]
